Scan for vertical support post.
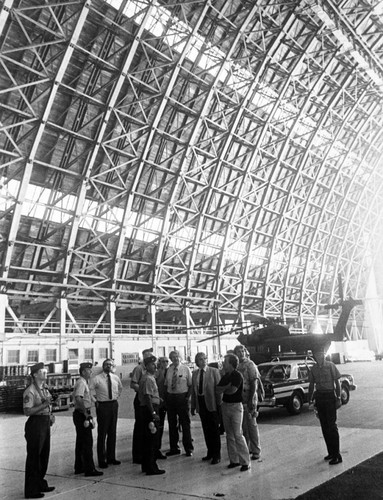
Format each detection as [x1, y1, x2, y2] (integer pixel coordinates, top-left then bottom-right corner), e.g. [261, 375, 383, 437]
[150, 302, 157, 354]
[185, 305, 191, 362]
[213, 304, 221, 358]
[57, 296, 67, 362]
[108, 299, 116, 360]
[0, 292, 7, 365]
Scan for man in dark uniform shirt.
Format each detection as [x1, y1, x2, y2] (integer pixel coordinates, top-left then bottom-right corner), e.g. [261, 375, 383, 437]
[72, 362, 103, 477]
[138, 355, 165, 475]
[23, 362, 55, 499]
[308, 348, 343, 465]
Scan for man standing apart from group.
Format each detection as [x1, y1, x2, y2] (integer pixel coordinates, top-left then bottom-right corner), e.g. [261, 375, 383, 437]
[165, 350, 194, 457]
[191, 352, 222, 464]
[90, 359, 122, 468]
[23, 362, 55, 499]
[308, 347, 343, 465]
[234, 345, 261, 460]
[72, 362, 103, 477]
[217, 353, 250, 472]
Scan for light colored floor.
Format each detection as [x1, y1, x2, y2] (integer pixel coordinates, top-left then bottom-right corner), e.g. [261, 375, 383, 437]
[1, 412, 383, 500]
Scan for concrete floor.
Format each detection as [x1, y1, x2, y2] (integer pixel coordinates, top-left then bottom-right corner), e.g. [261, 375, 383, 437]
[1, 409, 383, 500]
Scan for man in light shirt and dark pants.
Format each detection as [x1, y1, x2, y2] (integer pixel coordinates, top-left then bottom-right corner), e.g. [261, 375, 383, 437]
[90, 359, 123, 468]
[165, 350, 194, 457]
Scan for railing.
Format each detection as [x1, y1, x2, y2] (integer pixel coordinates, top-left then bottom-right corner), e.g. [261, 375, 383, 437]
[3, 319, 231, 337]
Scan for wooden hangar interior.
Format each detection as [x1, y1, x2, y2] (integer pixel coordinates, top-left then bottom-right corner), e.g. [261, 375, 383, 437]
[1, 0, 383, 381]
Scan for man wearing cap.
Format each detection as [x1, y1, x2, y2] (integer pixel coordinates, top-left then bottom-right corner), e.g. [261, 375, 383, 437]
[130, 348, 153, 464]
[308, 348, 343, 465]
[23, 362, 55, 499]
[138, 355, 165, 475]
[164, 350, 194, 457]
[72, 363, 103, 477]
[90, 359, 123, 468]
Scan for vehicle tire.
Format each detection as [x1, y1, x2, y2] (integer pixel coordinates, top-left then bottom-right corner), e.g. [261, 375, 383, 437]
[341, 384, 350, 405]
[287, 392, 303, 415]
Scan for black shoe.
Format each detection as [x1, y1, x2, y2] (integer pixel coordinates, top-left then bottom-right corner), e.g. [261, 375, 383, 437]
[329, 455, 342, 465]
[25, 495, 45, 499]
[41, 487, 55, 493]
[211, 458, 221, 464]
[166, 449, 181, 456]
[74, 470, 84, 475]
[85, 470, 104, 476]
[107, 459, 121, 465]
[251, 454, 260, 460]
[146, 469, 165, 475]
[202, 455, 212, 461]
[240, 464, 250, 472]
[98, 462, 108, 469]
[324, 454, 333, 461]
[185, 451, 193, 457]
[156, 452, 167, 460]
[227, 462, 240, 469]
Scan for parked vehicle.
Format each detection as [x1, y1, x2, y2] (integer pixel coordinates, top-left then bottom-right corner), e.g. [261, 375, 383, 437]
[257, 355, 357, 415]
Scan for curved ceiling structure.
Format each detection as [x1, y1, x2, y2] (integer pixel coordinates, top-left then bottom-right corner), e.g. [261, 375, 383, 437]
[1, 0, 383, 328]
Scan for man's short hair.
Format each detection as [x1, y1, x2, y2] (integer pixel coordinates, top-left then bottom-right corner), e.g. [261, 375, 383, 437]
[102, 358, 113, 369]
[195, 352, 207, 363]
[169, 350, 180, 360]
[233, 345, 244, 355]
[142, 348, 153, 359]
[225, 353, 239, 369]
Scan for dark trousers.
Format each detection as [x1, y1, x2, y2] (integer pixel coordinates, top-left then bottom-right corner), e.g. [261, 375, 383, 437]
[198, 396, 221, 459]
[316, 392, 340, 457]
[132, 394, 143, 463]
[167, 393, 193, 453]
[96, 400, 118, 465]
[141, 405, 160, 473]
[157, 403, 167, 452]
[24, 415, 51, 497]
[73, 410, 95, 473]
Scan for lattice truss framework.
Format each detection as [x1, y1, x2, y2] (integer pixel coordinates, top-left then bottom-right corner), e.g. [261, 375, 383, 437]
[1, 0, 383, 325]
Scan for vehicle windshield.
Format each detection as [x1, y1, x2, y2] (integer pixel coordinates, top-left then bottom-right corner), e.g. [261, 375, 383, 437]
[259, 364, 291, 380]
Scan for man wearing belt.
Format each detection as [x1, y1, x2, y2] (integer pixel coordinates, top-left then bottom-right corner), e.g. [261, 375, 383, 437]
[308, 348, 343, 465]
[72, 362, 103, 477]
[191, 352, 221, 464]
[90, 359, 123, 468]
[234, 345, 262, 460]
[138, 355, 166, 475]
[164, 350, 194, 457]
[23, 362, 55, 499]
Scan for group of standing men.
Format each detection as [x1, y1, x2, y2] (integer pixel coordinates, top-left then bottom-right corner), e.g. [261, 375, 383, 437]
[130, 345, 263, 475]
[22, 343, 343, 498]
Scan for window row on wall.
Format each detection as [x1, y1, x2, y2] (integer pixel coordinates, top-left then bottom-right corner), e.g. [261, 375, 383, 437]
[6, 347, 109, 365]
